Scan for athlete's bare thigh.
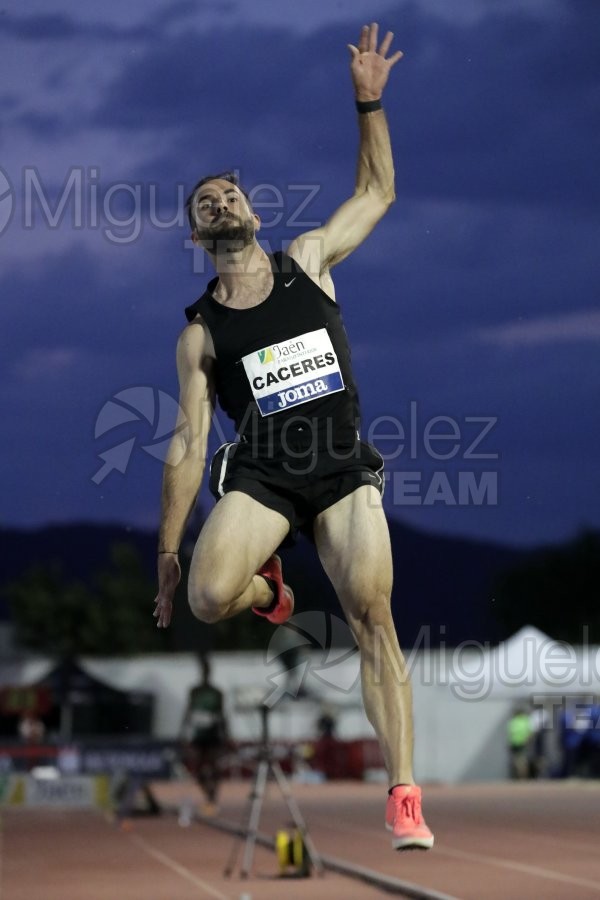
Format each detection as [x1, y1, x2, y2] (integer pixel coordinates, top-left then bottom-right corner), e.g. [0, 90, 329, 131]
[313, 485, 393, 618]
[189, 491, 290, 600]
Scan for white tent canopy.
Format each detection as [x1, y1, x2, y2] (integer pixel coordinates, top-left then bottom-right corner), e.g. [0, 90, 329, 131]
[2, 627, 598, 782]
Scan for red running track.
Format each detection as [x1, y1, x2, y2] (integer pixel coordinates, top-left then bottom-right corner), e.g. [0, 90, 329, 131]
[2, 780, 600, 899]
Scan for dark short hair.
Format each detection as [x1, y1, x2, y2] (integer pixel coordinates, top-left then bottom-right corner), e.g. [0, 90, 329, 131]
[185, 171, 251, 232]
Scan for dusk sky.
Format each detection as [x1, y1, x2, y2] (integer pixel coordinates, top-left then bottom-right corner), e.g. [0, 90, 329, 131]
[1, 0, 598, 548]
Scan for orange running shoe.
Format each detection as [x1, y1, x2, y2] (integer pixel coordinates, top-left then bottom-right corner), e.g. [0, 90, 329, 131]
[386, 784, 434, 850]
[252, 554, 294, 625]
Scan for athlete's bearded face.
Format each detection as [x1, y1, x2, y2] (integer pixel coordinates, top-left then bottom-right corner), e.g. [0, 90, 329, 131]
[191, 180, 256, 253]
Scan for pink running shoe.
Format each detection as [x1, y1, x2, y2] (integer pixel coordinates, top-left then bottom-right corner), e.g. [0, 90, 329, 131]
[252, 554, 294, 625]
[386, 784, 434, 850]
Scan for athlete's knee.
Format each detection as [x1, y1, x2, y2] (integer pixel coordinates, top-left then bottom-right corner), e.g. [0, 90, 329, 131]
[188, 581, 230, 624]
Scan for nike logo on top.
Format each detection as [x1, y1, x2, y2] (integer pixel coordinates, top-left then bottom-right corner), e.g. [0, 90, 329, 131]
[284, 277, 296, 287]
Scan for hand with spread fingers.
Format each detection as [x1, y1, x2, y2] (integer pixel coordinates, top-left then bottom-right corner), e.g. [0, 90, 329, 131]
[348, 22, 404, 101]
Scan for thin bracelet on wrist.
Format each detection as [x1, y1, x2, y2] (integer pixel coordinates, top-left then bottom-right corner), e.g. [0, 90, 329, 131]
[355, 98, 383, 114]
[158, 550, 178, 555]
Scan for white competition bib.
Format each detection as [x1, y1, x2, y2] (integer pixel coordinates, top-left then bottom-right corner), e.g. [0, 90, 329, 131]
[242, 328, 345, 416]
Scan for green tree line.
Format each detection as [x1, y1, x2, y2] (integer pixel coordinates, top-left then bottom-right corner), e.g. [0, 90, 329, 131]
[3, 541, 269, 655]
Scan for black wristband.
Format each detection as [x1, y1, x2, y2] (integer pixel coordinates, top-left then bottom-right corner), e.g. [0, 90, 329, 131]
[355, 98, 383, 114]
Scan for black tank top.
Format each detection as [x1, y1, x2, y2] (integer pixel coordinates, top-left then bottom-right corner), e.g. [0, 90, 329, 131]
[184, 251, 361, 451]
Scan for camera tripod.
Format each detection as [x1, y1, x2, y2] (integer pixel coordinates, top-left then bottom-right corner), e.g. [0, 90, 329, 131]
[223, 704, 324, 879]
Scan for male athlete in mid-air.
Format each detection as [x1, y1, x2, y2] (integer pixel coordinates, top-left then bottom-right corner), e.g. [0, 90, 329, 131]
[154, 22, 434, 850]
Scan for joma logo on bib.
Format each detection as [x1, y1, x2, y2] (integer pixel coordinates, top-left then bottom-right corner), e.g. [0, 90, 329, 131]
[242, 328, 344, 416]
[276, 377, 329, 409]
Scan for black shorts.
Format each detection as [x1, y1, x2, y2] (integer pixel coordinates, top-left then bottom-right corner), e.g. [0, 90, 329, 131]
[208, 433, 384, 540]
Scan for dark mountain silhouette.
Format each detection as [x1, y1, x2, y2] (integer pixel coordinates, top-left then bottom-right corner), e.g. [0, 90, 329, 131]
[0, 519, 526, 647]
[0, 522, 153, 587]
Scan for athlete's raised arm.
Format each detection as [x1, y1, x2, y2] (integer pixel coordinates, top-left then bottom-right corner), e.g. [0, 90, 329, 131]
[153, 322, 215, 628]
[287, 23, 402, 290]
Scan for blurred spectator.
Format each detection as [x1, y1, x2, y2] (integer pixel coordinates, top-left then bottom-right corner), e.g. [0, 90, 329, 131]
[507, 707, 532, 779]
[528, 704, 550, 778]
[559, 698, 600, 778]
[588, 699, 600, 777]
[181, 654, 228, 814]
[18, 711, 45, 744]
[312, 705, 345, 780]
[18, 712, 45, 772]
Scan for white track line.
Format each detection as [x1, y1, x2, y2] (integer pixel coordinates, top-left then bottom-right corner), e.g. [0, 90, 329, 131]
[311, 817, 600, 894]
[434, 846, 600, 894]
[127, 833, 231, 900]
